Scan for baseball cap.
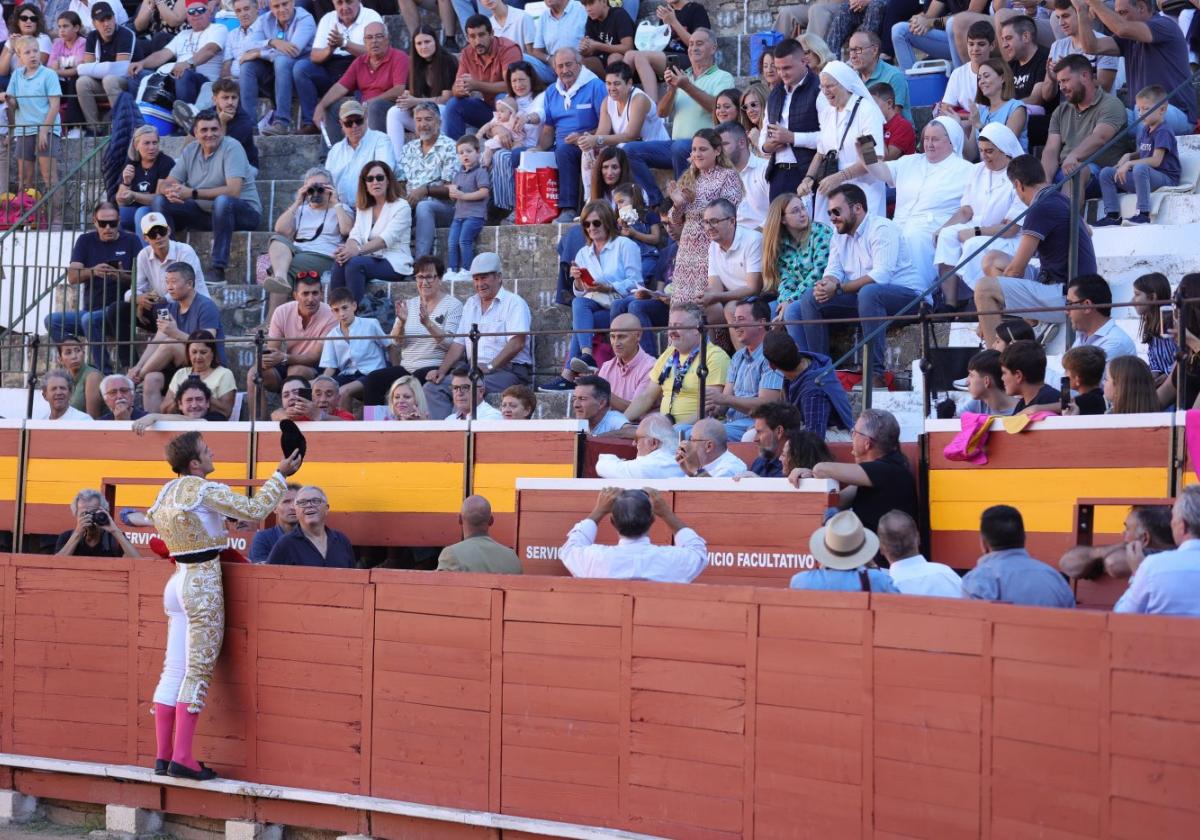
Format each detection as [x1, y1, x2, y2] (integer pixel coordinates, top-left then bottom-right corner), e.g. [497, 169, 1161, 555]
[140, 212, 170, 235]
[339, 100, 366, 120]
[469, 253, 502, 275]
[90, 2, 115, 19]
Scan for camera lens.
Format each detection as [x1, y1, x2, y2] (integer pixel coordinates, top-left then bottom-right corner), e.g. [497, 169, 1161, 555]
[91, 510, 109, 526]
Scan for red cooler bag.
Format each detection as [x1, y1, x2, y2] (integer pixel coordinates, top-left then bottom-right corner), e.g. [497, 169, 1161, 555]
[515, 166, 558, 225]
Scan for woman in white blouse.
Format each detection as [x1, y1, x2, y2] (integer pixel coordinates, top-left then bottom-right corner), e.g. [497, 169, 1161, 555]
[575, 62, 669, 201]
[329, 161, 414, 302]
[932, 123, 1026, 308]
[847, 116, 974, 286]
[797, 61, 885, 224]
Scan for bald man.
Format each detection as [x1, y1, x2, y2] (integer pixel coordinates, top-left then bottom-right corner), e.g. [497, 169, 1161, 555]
[437, 495, 522, 574]
[675, 418, 748, 478]
[597, 313, 656, 413]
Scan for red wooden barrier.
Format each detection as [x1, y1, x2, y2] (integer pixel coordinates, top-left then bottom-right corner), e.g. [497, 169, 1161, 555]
[4, 554, 1196, 838]
[514, 478, 837, 586]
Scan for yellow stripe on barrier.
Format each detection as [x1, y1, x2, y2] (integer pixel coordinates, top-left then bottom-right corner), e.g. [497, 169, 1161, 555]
[254, 461, 464, 513]
[473, 463, 578, 512]
[25, 460, 247, 506]
[0, 456, 18, 497]
[929, 467, 1165, 502]
[931, 501, 1133, 534]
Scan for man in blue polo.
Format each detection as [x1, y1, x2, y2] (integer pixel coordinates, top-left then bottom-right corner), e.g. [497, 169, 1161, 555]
[534, 46, 605, 222]
[265, 485, 355, 568]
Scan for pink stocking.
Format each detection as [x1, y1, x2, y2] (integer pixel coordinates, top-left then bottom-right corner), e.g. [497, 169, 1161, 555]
[153, 703, 175, 762]
[171, 702, 202, 770]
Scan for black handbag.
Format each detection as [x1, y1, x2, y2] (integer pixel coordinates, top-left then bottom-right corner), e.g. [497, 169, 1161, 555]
[813, 96, 862, 188]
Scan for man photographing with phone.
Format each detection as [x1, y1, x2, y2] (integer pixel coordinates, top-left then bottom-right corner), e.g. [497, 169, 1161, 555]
[760, 38, 821, 200]
[55, 488, 140, 558]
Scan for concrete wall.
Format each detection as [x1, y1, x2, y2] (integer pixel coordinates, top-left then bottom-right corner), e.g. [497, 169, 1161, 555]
[0, 554, 1197, 838]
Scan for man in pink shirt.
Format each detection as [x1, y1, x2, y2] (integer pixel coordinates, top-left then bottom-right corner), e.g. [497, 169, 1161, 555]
[597, 313, 655, 413]
[246, 274, 339, 418]
[312, 21, 409, 141]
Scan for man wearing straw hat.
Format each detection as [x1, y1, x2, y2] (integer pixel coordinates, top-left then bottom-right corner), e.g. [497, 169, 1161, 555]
[790, 510, 900, 592]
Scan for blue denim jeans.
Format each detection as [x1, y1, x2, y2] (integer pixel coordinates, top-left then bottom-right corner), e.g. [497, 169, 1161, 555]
[624, 139, 692, 206]
[448, 216, 485, 272]
[569, 296, 611, 360]
[44, 308, 111, 372]
[292, 57, 349, 126]
[442, 96, 494, 144]
[414, 197, 455, 260]
[119, 205, 154, 242]
[523, 53, 557, 84]
[151, 195, 261, 269]
[1099, 163, 1177, 214]
[891, 21, 962, 70]
[330, 254, 407, 301]
[242, 55, 300, 125]
[797, 284, 921, 371]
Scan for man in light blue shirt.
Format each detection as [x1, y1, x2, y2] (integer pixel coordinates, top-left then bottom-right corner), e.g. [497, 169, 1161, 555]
[242, 0, 316, 136]
[526, 0, 588, 82]
[796, 183, 925, 382]
[535, 48, 606, 221]
[573, 375, 630, 436]
[962, 505, 1075, 607]
[791, 510, 899, 592]
[706, 299, 783, 442]
[1115, 486, 1200, 616]
[1066, 273, 1137, 363]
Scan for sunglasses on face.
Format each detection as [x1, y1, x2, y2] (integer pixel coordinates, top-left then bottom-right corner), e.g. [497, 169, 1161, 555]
[145, 226, 168, 239]
[18, 14, 37, 22]
[96, 218, 119, 228]
[828, 207, 844, 219]
[187, 7, 206, 15]
[365, 173, 387, 183]
[341, 115, 364, 127]
[583, 219, 604, 229]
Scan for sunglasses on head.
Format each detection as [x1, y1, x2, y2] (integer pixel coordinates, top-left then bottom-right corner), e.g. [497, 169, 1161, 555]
[96, 218, 119, 228]
[365, 173, 387, 183]
[294, 270, 320, 280]
[341, 115, 364, 127]
[145, 226, 168, 239]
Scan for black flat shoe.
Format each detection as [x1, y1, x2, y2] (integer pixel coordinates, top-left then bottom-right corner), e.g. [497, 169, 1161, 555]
[154, 759, 169, 775]
[167, 761, 216, 781]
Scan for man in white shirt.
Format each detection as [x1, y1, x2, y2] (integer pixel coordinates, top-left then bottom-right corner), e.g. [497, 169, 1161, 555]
[424, 253, 532, 418]
[675, 418, 747, 478]
[133, 212, 208, 330]
[35, 370, 93, 421]
[761, 38, 821, 200]
[938, 20, 995, 114]
[878, 510, 963, 597]
[716, 122, 770, 231]
[526, 0, 588, 83]
[127, 0, 227, 106]
[1115, 485, 1200, 616]
[596, 414, 685, 479]
[796, 183, 924, 384]
[560, 487, 708, 583]
[703, 198, 764, 327]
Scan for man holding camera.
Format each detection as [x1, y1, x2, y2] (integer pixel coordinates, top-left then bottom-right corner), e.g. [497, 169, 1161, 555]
[55, 489, 140, 557]
[263, 166, 353, 316]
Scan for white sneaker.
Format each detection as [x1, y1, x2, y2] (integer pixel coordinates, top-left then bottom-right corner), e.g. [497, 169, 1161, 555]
[952, 376, 969, 391]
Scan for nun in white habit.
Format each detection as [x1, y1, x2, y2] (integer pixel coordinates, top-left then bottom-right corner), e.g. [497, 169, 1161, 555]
[931, 123, 1028, 308]
[797, 60, 886, 225]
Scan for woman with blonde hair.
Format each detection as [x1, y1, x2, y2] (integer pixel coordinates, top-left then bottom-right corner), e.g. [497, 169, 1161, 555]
[386, 375, 429, 420]
[665, 128, 744, 305]
[116, 124, 174, 235]
[1105, 356, 1160, 415]
[739, 82, 769, 157]
[762, 193, 833, 347]
[797, 32, 835, 74]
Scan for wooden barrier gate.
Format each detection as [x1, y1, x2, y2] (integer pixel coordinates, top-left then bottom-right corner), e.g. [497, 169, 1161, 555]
[0, 554, 1197, 839]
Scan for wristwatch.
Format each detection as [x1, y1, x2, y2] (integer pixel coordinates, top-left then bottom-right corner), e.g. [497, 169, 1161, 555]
[974, 226, 981, 237]
[191, 188, 199, 200]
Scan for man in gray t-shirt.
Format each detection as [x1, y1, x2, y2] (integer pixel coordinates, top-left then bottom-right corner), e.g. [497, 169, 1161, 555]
[150, 112, 262, 283]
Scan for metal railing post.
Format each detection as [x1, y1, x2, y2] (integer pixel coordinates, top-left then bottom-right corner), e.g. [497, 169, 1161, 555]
[24, 334, 39, 420]
[697, 316, 709, 420]
[252, 329, 265, 421]
[861, 339, 873, 411]
[469, 324, 481, 420]
[918, 302, 932, 420]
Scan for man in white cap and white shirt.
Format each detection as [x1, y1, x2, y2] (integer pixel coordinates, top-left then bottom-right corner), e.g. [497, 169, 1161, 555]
[790, 510, 900, 592]
[595, 414, 685, 479]
[559, 487, 707, 583]
[132, 212, 208, 326]
[877, 510, 962, 597]
[424, 252, 533, 418]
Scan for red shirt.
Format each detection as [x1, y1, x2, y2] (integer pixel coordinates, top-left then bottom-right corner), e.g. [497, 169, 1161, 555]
[338, 48, 410, 101]
[456, 36, 523, 106]
[883, 112, 916, 156]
